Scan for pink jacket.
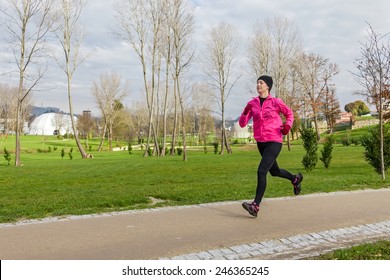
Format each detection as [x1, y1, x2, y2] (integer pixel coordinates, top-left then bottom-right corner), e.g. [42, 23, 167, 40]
[239, 95, 294, 143]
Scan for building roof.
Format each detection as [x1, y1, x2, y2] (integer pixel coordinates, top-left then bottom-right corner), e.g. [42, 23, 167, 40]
[29, 113, 77, 135]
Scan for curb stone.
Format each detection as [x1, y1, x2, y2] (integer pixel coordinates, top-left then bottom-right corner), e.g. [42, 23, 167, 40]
[161, 220, 390, 260]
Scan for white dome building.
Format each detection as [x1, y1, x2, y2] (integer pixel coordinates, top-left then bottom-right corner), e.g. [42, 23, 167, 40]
[29, 113, 77, 136]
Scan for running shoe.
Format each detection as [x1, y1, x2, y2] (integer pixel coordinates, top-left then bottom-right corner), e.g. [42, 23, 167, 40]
[242, 201, 259, 217]
[292, 173, 303, 195]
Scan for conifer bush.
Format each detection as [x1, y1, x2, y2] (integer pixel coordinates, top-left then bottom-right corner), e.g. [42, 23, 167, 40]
[360, 124, 390, 174]
[320, 135, 335, 168]
[212, 142, 219, 154]
[68, 148, 73, 160]
[3, 148, 11, 165]
[300, 126, 318, 171]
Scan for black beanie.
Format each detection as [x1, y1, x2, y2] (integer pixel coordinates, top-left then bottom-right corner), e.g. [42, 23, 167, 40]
[257, 75, 273, 91]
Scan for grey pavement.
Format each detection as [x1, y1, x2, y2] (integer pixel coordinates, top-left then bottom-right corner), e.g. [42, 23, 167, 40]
[1, 188, 390, 260]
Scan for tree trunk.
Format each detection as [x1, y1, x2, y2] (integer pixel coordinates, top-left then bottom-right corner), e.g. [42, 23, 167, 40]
[223, 128, 232, 153]
[108, 122, 113, 151]
[287, 133, 291, 151]
[14, 101, 22, 166]
[313, 113, 321, 140]
[177, 79, 187, 161]
[379, 99, 385, 180]
[162, 57, 170, 157]
[180, 109, 187, 161]
[67, 74, 87, 158]
[97, 123, 107, 151]
[220, 102, 232, 154]
[170, 88, 178, 155]
[15, 73, 24, 166]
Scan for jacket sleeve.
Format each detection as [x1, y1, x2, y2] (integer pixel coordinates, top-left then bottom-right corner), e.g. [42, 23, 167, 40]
[278, 99, 294, 127]
[239, 102, 252, 128]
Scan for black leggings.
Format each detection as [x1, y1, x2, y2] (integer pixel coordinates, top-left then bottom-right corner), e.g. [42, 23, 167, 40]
[254, 142, 295, 205]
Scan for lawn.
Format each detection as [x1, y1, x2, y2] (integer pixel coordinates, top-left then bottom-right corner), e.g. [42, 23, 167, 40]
[309, 240, 390, 260]
[1, 134, 389, 223]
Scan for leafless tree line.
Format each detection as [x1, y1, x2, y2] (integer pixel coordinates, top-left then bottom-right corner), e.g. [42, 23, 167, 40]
[2, 1, 387, 166]
[0, 0, 90, 165]
[0, 0, 343, 164]
[114, 0, 197, 160]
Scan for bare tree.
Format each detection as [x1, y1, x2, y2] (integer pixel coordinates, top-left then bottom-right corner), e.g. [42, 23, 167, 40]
[203, 22, 241, 154]
[249, 17, 302, 98]
[191, 82, 215, 146]
[77, 110, 96, 148]
[0, 84, 32, 136]
[0, 84, 18, 136]
[321, 85, 341, 133]
[52, 0, 88, 158]
[291, 52, 339, 140]
[160, 0, 174, 156]
[169, 0, 195, 161]
[0, 0, 53, 166]
[91, 72, 128, 151]
[114, 0, 164, 157]
[248, 20, 273, 77]
[112, 107, 133, 143]
[352, 23, 390, 180]
[130, 101, 148, 145]
[51, 112, 65, 133]
[284, 66, 303, 144]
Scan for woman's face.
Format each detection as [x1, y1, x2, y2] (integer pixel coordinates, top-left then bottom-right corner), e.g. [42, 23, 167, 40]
[257, 79, 268, 94]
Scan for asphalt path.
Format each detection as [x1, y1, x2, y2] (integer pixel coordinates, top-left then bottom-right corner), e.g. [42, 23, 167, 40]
[1, 188, 390, 260]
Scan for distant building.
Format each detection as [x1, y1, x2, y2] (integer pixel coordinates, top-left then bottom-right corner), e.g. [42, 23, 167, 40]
[336, 112, 353, 124]
[29, 113, 77, 135]
[83, 110, 92, 117]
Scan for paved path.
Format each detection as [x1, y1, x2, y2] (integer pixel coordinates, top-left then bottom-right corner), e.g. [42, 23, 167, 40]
[1, 188, 390, 260]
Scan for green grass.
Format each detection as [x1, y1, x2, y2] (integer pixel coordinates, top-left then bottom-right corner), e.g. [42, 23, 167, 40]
[310, 240, 390, 260]
[1, 134, 389, 223]
[328, 126, 371, 144]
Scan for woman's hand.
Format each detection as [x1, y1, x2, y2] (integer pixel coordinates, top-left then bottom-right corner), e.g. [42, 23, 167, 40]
[280, 124, 291, 135]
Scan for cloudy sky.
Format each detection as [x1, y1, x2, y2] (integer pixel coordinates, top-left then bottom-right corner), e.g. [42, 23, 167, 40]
[1, 0, 389, 119]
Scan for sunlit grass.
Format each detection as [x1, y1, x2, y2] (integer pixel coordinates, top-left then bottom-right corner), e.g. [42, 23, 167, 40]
[1, 137, 389, 223]
[309, 240, 390, 260]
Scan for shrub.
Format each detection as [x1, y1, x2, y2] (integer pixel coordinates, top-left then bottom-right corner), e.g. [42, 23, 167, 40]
[177, 147, 183, 156]
[212, 142, 219, 154]
[360, 124, 390, 174]
[61, 148, 65, 159]
[3, 148, 11, 165]
[68, 148, 73, 160]
[300, 126, 318, 171]
[320, 135, 335, 168]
